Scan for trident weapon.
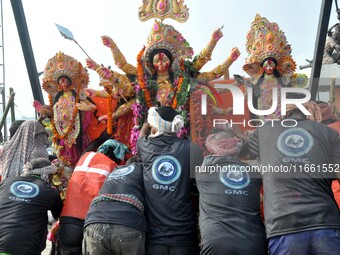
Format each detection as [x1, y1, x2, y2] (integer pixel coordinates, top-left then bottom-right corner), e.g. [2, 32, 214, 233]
[55, 23, 92, 60]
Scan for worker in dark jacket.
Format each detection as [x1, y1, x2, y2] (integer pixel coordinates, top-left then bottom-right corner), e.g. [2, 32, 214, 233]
[0, 158, 63, 255]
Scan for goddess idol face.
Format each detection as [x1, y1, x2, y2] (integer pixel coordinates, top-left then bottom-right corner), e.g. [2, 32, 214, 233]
[153, 52, 171, 73]
[58, 77, 71, 92]
[262, 59, 276, 75]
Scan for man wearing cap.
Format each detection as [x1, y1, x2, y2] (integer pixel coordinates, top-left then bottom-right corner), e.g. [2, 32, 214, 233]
[196, 128, 266, 255]
[137, 106, 203, 255]
[57, 139, 128, 255]
[247, 101, 340, 254]
[0, 158, 63, 255]
[83, 156, 146, 255]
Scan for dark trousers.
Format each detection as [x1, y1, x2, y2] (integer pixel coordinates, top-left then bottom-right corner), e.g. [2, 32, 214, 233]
[83, 223, 145, 255]
[57, 217, 84, 255]
[269, 228, 340, 255]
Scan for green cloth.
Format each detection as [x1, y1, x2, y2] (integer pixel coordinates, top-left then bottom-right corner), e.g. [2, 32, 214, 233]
[97, 139, 129, 160]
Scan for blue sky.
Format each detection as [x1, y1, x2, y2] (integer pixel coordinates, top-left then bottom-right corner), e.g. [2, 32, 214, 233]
[1, 0, 338, 118]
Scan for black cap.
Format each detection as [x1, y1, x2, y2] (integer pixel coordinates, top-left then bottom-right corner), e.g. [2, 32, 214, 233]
[155, 106, 179, 122]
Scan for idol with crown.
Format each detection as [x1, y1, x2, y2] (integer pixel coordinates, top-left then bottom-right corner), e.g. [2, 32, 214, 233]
[86, 0, 240, 153]
[40, 52, 96, 167]
[243, 14, 307, 120]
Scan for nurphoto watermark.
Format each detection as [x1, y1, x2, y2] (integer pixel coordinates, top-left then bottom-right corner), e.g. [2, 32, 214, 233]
[199, 84, 311, 128]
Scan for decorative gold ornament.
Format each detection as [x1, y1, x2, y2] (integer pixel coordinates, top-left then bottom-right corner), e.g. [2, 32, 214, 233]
[243, 14, 296, 77]
[42, 52, 89, 97]
[144, 19, 193, 69]
[138, 0, 189, 23]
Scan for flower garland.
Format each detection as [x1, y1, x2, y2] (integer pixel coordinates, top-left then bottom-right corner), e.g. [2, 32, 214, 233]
[137, 47, 153, 108]
[172, 60, 185, 109]
[172, 76, 183, 109]
[105, 85, 113, 135]
[49, 64, 81, 143]
[49, 97, 78, 143]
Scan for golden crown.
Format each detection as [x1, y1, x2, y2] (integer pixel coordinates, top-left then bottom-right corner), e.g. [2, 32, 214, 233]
[138, 0, 189, 23]
[42, 52, 89, 96]
[144, 19, 193, 67]
[243, 14, 296, 76]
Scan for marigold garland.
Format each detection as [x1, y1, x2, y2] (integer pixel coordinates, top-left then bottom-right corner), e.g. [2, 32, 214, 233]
[172, 76, 183, 109]
[137, 47, 153, 108]
[172, 60, 186, 109]
[105, 86, 113, 135]
[49, 64, 81, 143]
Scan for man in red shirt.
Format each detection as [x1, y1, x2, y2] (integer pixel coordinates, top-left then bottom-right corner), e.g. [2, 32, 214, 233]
[57, 139, 128, 255]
